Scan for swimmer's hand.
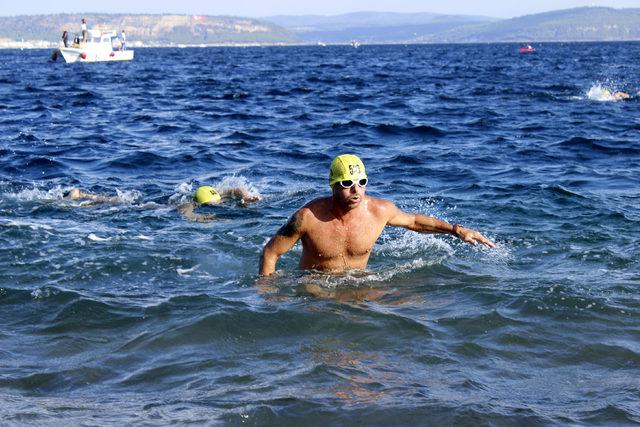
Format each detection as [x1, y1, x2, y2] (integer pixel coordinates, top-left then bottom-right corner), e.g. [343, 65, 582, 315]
[240, 194, 262, 206]
[455, 226, 496, 249]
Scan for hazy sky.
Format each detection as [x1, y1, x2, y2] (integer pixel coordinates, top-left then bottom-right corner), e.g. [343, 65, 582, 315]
[1, 0, 639, 19]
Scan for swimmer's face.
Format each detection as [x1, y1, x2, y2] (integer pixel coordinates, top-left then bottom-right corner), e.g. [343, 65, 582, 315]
[332, 180, 366, 210]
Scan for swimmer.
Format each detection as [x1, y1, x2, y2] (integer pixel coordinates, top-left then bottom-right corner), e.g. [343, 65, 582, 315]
[259, 154, 495, 276]
[177, 185, 260, 222]
[601, 89, 630, 101]
[64, 185, 260, 222]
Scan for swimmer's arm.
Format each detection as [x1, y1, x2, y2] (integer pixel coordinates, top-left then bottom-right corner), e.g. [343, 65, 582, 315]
[177, 202, 215, 223]
[386, 203, 495, 248]
[65, 188, 119, 203]
[86, 193, 120, 203]
[221, 188, 261, 205]
[259, 210, 304, 275]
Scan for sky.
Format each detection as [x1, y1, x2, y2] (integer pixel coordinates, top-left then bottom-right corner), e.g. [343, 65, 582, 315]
[1, 0, 639, 19]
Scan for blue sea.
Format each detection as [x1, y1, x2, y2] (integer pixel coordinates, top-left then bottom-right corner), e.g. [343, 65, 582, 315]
[1, 43, 639, 425]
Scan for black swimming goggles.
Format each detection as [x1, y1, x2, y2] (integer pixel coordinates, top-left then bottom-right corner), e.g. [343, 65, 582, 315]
[338, 178, 368, 188]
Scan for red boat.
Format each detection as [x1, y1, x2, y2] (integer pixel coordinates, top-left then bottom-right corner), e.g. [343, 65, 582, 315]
[519, 45, 536, 53]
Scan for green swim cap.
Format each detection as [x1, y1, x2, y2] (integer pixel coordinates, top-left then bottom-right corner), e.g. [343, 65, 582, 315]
[194, 186, 221, 205]
[329, 154, 367, 187]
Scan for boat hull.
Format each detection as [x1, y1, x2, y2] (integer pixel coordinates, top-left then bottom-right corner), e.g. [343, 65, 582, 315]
[58, 47, 134, 63]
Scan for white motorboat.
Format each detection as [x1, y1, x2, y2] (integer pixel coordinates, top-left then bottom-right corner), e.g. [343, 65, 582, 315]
[52, 29, 133, 63]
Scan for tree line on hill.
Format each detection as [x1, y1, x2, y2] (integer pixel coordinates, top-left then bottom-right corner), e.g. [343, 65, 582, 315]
[0, 7, 639, 46]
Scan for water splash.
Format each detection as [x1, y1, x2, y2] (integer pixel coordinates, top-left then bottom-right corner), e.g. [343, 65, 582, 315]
[13, 185, 69, 201]
[217, 175, 261, 199]
[586, 84, 627, 102]
[169, 176, 261, 205]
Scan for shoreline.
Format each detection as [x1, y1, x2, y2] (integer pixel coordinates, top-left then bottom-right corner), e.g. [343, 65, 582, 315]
[4, 39, 640, 50]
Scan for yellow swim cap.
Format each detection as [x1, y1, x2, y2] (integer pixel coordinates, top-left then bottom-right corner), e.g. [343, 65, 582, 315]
[194, 186, 221, 205]
[329, 154, 367, 187]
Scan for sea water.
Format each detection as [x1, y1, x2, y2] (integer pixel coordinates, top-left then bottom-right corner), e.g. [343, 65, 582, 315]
[1, 43, 639, 424]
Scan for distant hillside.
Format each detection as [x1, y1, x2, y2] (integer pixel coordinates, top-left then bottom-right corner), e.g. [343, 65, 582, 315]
[424, 7, 640, 42]
[0, 13, 297, 45]
[265, 7, 640, 43]
[265, 11, 498, 43]
[1, 8, 640, 47]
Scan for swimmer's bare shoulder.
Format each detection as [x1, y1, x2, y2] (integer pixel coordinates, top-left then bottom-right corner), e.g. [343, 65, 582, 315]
[277, 198, 321, 236]
[365, 195, 401, 221]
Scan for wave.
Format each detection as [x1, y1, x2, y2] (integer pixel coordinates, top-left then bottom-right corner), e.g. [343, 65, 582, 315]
[104, 151, 169, 169]
[156, 124, 184, 133]
[306, 76, 337, 84]
[328, 120, 445, 137]
[555, 136, 640, 156]
[12, 132, 38, 142]
[376, 123, 445, 136]
[221, 91, 250, 100]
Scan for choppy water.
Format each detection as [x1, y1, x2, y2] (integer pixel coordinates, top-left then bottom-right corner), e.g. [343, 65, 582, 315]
[1, 43, 639, 425]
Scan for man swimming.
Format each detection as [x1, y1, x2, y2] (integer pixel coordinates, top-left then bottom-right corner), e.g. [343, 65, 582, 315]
[259, 154, 495, 276]
[177, 185, 260, 222]
[64, 185, 260, 222]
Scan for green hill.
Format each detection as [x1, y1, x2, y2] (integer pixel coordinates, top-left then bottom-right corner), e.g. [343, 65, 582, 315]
[2, 8, 640, 46]
[265, 11, 497, 44]
[427, 7, 640, 42]
[0, 13, 297, 45]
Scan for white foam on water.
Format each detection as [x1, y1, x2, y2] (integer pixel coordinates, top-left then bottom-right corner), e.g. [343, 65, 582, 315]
[169, 182, 193, 205]
[87, 233, 110, 242]
[13, 185, 69, 201]
[376, 230, 455, 260]
[115, 188, 143, 204]
[216, 175, 262, 199]
[293, 256, 439, 291]
[31, 287, 58, 299]
[586, 84, 625, 102]
[177, 265, 199, 275]
[0, 218, 54, 231]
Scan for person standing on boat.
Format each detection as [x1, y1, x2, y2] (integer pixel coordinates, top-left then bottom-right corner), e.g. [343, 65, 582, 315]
[62, 30, 69, 47]
[81, 18, 87, 43]
[120, 30, 126, 51]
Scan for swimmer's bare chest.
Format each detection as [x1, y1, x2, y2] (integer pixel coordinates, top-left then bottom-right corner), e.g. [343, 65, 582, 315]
[299, 216, 386, 269]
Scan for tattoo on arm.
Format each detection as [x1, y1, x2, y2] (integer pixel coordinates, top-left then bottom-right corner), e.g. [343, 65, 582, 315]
[277, 214, 301, 237]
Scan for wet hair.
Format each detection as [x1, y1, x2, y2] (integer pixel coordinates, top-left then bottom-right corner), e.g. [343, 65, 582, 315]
[63, 190, 72, 198]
